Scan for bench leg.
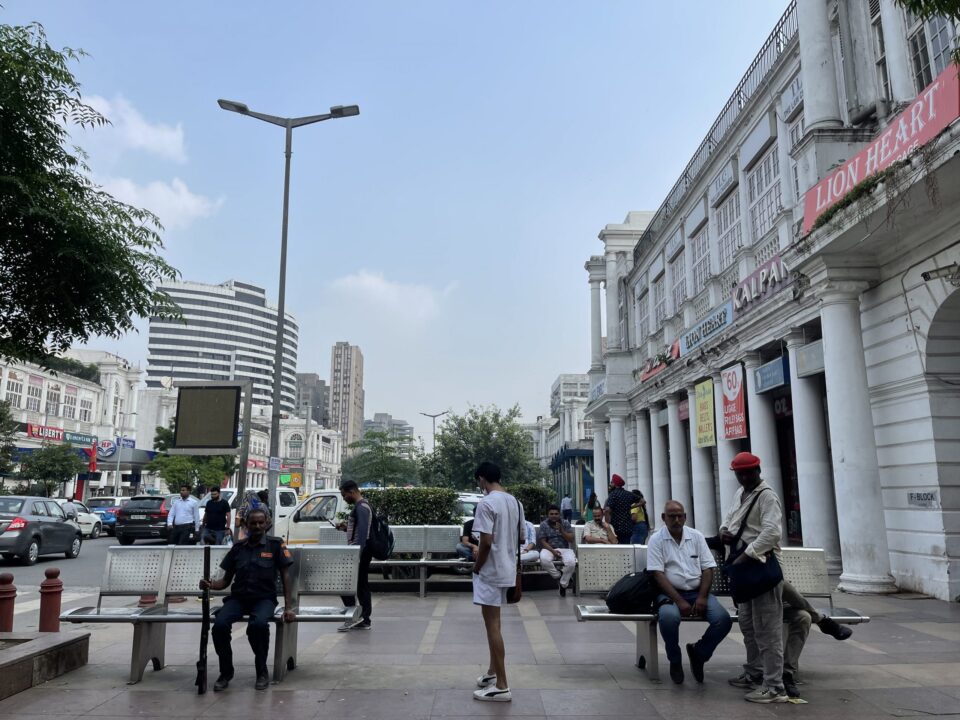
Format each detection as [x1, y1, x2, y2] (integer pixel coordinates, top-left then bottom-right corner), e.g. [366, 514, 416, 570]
[419, 565, 426, 599]
[129, 623, 166, 685]
[635, 620, 659, 681]
[272, 621, 298, 683]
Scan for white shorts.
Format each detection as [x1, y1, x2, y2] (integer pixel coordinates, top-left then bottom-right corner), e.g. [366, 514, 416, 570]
[472, 574, 509, 607]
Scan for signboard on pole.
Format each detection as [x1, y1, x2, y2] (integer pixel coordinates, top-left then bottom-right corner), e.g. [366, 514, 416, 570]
[268, 456, 281, 472]
[695, 379, 716, 447]
[721, 365, 747, 440]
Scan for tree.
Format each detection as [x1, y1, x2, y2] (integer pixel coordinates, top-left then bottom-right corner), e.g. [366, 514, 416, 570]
[18, 442, 85, 497]
[341, 430, 419, 488]
[422, 405, 550, 491]
[145, 422, 237, 494]
[894, 1, 960, 64]
[0, 401, 17, 477]
[0, 22, 179, 367]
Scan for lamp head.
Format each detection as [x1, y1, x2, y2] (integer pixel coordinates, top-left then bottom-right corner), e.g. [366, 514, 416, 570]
[218, 99, 249, 114]
[330, 105, 360, 117]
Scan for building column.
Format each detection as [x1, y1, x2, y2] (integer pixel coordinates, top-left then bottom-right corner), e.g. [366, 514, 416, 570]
[879, 0, 916, 103]
[743, 353, 785, 507]
[649, 406, 670, 526]
[593, 423, 609, 505]
[786, 331, 842, 573]
[666, 394, 692, 521]
[634, 409, 653, 508]
[605, 255, 620, 352]
[820, 285, 897, 593]
[590, 279, 603, 368]
[609, 412, 628, 483]
[797, 0, 843, 129]
[687, 383, 718, 535]
[713, 372, 739, 519]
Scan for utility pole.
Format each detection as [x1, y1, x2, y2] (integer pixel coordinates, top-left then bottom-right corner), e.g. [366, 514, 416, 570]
[303, 403, 311, 493]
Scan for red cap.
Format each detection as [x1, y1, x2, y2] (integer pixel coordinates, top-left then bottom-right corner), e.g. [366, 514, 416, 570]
[611, 474, 625, 487]
[730, 452, 761, 471]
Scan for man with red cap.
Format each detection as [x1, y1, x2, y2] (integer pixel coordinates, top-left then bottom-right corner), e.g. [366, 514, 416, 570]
[719, 452, 788, 704]
[603, 474, 635, 544]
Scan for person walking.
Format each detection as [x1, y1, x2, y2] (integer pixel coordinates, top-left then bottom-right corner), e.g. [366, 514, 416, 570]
[472, 461, 523, 703]
[337, 480, 373, 631]
[604, 475, 635, 543]
[61, 496, 79, 520]
[167, 484, 200, 545]
[201, 486, 232, 545]
[560, 493, 573, 522]
[721, 452, 788, 704]
[199, 507, 295, 691]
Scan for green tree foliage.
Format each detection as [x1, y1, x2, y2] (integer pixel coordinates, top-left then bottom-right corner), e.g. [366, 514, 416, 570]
[0, 22, 179, 366]
[421, 405, 549, 491]
[508, 483, 557, 524]
[894, 0, 960, 63]
[145, 422, 237, 494]
[0, 401, 18, 476]
[362, 487, 460, 525]
[18, 442, 85, 496]
[341, 430, 419, 488]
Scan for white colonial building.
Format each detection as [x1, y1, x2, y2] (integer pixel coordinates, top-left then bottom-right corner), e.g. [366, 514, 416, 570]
[585, 1, 960, 601]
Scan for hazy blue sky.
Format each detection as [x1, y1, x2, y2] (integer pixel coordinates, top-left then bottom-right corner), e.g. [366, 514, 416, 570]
[6, 1, 787, 446]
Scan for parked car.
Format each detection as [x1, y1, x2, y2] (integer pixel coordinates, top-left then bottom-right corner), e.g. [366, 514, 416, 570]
[115, 495, 177, 545]
[52, 498, 103, 539]
[273, 490, 348, 544]
[86, 496, 130, 536]
[0, 496, 84, 564]
[198, 486, 300, 530]
[457, 493, 483, 523]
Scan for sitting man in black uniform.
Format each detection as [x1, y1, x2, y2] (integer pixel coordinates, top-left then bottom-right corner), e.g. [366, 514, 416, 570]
[199, 507, 295, 691]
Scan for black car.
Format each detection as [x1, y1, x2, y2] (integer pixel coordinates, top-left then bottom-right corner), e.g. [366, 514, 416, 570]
[115, 495, 177, 545]
[0, 496, 84, 564]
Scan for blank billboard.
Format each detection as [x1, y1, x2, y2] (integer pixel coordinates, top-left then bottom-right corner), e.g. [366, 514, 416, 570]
[173, 386, 241, 450]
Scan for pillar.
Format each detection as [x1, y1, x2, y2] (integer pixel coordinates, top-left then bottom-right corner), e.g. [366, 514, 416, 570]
[593, 424, 608, 505]
[820, 285, 896, 593]
[797, 0, 843, 129]
[743, 353, 785, 505]
[649, 407, 670, 524]
[713, 372, 739, 518]
[590, 279, 603, 368]
[786, 331, 842, 573]
[609, 413, 627, 483]
[687, 383, 718, 535]
[605, 255, 620, 351]
[634, 410, 654, 508]
[879, 0, 915, 103]
[666, 394, 692, 520]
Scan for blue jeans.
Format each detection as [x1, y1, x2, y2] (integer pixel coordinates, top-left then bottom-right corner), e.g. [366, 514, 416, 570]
[203, 529, 227, 545]
[630, 522, 649, 544]
[212, 595, 277, 676]
[656, 591, 732, 664]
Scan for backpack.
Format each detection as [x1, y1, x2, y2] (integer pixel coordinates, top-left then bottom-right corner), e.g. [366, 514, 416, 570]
[366, 507, 394, 561]
[605, 570, 659, 614]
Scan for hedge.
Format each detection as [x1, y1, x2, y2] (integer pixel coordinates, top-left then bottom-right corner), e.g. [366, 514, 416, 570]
[508, 483, 556, 524]
[363, 487, 460, 525]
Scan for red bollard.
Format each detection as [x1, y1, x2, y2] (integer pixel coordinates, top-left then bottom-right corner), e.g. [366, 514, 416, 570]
[0, 573, 16, 632]
[38, 568, 62, 632]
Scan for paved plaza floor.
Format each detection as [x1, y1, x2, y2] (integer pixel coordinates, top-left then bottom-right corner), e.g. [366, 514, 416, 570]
[4, 589, 960, 719]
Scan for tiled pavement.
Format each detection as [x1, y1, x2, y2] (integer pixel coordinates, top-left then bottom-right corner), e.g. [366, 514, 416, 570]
[5, 589, 960, 719]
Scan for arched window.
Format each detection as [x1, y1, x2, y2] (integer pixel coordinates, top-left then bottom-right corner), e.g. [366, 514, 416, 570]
[287, 433, 304, 459]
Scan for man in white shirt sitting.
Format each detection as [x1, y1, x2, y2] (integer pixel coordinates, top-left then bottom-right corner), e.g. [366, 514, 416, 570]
[647, 500, 732, 685]
[520, 520, 539, 564]
[581, 508, 617, 544]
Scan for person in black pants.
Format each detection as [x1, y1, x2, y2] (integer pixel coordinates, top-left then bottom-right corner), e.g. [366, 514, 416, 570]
[337, 479, 373, 631]
[200, 508, 295, 691]
[201, 486, 232, 545]
[167, 484, 199, 545]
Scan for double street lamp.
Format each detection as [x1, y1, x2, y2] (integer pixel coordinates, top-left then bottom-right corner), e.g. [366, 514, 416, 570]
[218, 99, 359, 519]
[420, 410, 449, 453]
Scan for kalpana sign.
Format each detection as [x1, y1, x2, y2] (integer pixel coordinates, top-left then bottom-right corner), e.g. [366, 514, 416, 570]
[733, 254, 791, 318]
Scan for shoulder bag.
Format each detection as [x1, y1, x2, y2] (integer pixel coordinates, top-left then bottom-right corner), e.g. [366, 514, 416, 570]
[506, 498, 523, 604]
[722, 488, 783, 604]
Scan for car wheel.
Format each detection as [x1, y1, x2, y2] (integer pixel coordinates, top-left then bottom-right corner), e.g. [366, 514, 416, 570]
[117, 535, 135, 546]
[90, 523, 102, 540]
[65, 534, 82, 559]
[20, 538, 40, 565]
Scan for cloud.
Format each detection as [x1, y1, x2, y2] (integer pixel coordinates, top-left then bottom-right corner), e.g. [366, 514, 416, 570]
[329, 271, 455, 325]
[86, 95, 187, 163]
[100, 176, 223, 230]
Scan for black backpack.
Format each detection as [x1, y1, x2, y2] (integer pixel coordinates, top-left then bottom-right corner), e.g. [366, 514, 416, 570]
[605, 570, 659, 614]
[366, 509, 394, 561]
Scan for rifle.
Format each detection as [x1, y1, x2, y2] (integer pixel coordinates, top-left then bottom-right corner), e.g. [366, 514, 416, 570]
[196, 544, 210, 694]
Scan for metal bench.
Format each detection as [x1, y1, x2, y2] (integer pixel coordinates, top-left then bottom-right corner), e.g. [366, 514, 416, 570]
[575, 545, 869, 681]
[61, 544, 359, 684]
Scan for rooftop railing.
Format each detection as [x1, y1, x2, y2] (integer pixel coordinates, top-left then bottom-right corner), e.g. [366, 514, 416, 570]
[633, 0, 798, 264]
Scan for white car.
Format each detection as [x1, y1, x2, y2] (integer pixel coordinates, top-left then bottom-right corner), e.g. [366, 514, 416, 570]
[52, 498, 103, 539]
[457, 493, 483, 525]
[197, 486, 300, 530]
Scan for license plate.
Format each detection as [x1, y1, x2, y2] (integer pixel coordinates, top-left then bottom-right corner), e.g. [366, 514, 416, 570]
[131, 514, 146, 520]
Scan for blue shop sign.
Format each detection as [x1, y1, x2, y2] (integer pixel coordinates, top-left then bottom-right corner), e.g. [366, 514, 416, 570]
[755, 356, 790, 393]
[680, 301, 733, 356]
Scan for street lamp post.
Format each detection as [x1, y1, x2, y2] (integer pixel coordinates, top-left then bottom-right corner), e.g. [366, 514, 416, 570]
[419, 411, 449, 453]
[113, 411, 136, 496]
[219, 99, 359, 521]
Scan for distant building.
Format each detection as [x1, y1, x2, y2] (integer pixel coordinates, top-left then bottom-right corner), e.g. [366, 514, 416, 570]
[329, 342, 364, 456]
[363, 412, 415, 458]
[296, 373, 330, 426]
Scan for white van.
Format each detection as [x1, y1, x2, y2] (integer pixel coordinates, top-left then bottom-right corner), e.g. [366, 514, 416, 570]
[198, 486, 300, 530]
[274, 490, 350, 544]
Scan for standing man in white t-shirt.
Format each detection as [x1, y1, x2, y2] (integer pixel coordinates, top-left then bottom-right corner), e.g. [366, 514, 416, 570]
[471, 461, 524, 703]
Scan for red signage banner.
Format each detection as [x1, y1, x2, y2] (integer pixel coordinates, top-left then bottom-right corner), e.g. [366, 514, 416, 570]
[27, 424, 64, 442]
[802, 65, 960, 234]
[720, 365, 747, 440]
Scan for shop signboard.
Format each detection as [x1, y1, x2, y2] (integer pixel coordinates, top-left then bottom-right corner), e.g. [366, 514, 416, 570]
[732, 255, 792, 318]
[802, 65, 960, 234]
[695, 379, 716, 447]
[720, 365, 747, 440]
[755, 356, 790, 393]
[96, 439, 117, 459]
[679, 301, 733, 356]
[795, 340, 825, 377]
[27, 424, 64, 442]
[65, 431, 97, 446]
[115, 437, 135, 449]
[678, 398, 690, 421]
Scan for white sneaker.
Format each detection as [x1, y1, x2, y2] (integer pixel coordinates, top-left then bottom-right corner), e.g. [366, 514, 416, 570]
[337, 617, 365, 632]
[744, 687, 789, 704]
[473, 685, 511, 702]
[476, 673, 496, 688]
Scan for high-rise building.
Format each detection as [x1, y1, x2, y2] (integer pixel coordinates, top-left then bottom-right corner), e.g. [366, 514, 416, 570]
[363, 412, 415, 458]
[329, 342, 364, 455]
[295, 373, 330, 426]
[146, 280, 299, 412]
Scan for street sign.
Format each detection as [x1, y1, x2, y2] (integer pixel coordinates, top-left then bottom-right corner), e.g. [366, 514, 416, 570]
[268, 456, 281, 472]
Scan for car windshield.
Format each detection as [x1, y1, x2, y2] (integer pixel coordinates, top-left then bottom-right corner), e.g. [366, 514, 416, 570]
[458, 500, 479, 517]
[0, 498, 24, 514]
[87, 498, 117, 509]
[124, 497, 165, 510]
[199, 489, 235, 507]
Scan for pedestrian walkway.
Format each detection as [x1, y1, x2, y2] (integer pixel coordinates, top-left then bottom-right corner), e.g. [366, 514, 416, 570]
[4, 589, 960, 718]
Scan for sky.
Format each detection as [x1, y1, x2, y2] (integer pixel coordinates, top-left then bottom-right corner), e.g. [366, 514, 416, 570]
[5, 1, 788, 446]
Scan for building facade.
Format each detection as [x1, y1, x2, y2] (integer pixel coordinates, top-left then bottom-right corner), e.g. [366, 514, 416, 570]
[585, 1, 960, 601]
[329, 342, 364, 456]
[295, 373, 330, 427]
[146, 280, 299, 413]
